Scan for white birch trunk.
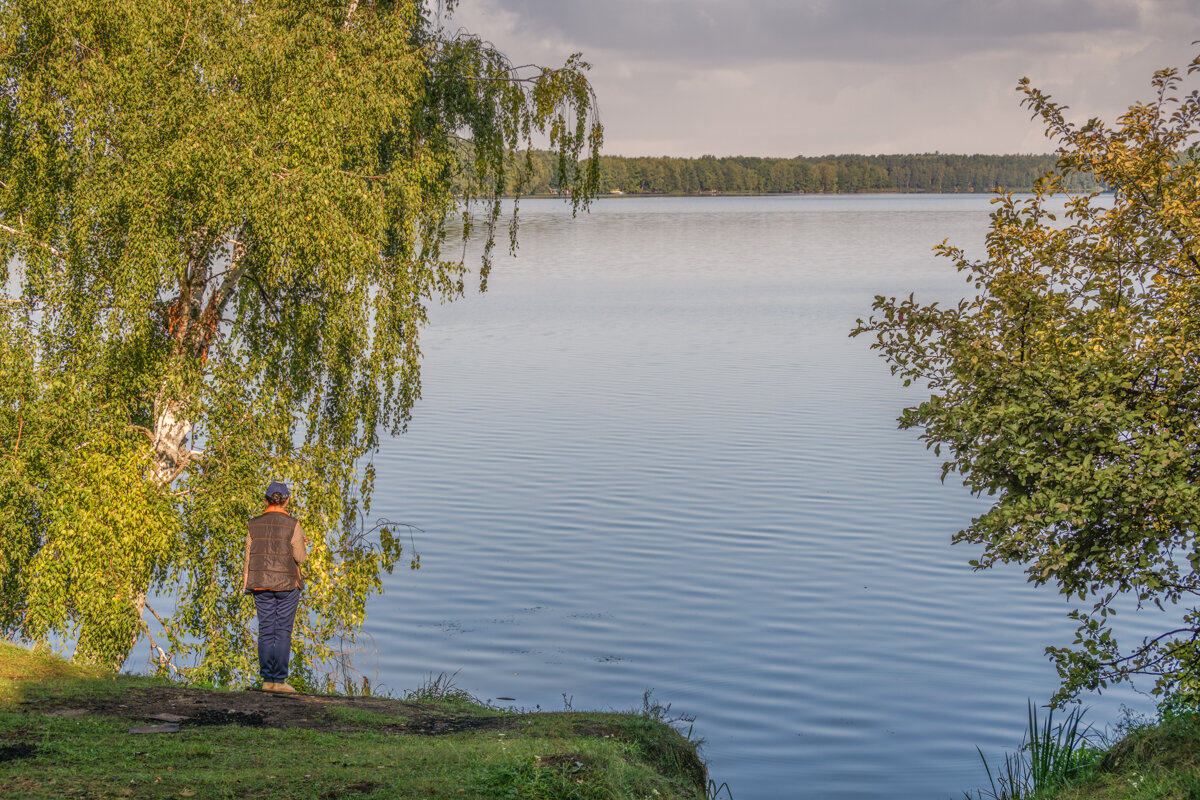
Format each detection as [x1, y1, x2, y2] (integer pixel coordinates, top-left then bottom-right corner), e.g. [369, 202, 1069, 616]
[116, 398, 195, 667]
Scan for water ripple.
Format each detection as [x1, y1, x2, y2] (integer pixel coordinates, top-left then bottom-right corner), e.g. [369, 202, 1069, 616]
[364, 196, 1157, 800]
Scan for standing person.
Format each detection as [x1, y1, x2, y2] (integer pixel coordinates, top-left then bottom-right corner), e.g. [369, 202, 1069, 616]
[243, 481, 307, 693]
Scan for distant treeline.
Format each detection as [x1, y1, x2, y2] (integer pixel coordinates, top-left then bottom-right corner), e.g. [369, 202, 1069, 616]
[510, 152, 1098, 195]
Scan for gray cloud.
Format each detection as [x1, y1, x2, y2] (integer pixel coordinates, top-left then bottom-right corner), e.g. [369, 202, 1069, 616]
[462, 0, 1150, 65]
[445, 0, 1200, 156]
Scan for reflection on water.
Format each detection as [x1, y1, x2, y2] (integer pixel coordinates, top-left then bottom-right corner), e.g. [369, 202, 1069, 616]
[364, 195, 1156, 800]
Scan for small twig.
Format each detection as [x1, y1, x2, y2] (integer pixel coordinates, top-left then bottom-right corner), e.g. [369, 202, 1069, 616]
[143, 630, 182, 676]
[2, 609, 31, 639]
[430, 72, 551, 85]
[1100, 627, 1198, 667]
[159, 451, 202, 486]
[142, 602, 183, 675]
[336, 168, 390, 181]
[143, 600, 169, 629]
[129, 424, 154, 443]
[0, 222, 66, 258]
[163, 9, 192, 70]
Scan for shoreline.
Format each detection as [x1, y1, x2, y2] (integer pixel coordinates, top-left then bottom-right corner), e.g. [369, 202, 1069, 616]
[0, 642, 710, 799]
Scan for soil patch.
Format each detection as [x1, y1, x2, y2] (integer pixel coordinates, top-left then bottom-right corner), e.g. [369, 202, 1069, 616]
[183, 709, 266, 727]
[538, 753, 589, 771]
[20, 686, 517, 735]
[0, 742, 38, 763]
[323, 780, 380, 798]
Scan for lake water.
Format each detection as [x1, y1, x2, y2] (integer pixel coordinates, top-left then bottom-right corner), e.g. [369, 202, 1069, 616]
[362, 195, 1158, 799]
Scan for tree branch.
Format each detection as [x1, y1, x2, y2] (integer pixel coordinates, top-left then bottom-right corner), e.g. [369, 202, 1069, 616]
[1098, 627, 1198, 669]
[0, 222, 66, 259]
[142, 601, 183, 676]
[163, 9, 192, 70]
[207, 231, 250, 320]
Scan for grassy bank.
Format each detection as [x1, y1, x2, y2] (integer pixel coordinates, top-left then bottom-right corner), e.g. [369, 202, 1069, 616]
[1050, 712, 1200, 799]
[0, 642, 708, 799]
[965, 702, 1200, 800]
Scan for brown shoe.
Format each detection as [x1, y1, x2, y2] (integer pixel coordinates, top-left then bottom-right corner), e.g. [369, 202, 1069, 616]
[272, 682, 298, 694]
[261, 682, 279, 691]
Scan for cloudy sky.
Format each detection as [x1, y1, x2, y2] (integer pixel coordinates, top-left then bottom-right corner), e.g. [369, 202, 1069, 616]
[443, 0, 1200, 157]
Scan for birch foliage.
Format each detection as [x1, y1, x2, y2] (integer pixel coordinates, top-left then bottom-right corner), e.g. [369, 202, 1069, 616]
[0, 0, 601, 682]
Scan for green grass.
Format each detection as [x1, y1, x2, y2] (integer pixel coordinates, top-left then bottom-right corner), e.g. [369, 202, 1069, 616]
[0, 641, 109, 704]
[1046, 711, 1200, 800]
[322, 703, 415, 728]
[963, 699, 1200, 800]
[0, 642, 708, 800]
[0, 714, 695, 799]
[0, 641, 174, 708]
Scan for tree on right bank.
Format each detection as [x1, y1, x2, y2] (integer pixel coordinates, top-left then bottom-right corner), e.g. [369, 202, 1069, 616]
[855, 52, 1200, 705]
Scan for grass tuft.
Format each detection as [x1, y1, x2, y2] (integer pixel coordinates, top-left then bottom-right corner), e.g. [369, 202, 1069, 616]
[966, 701, 1099, 800]
[403, 670, 481, 706]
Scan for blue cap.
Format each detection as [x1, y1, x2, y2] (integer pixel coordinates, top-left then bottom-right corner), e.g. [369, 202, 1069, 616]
[265, 481, 290, 498]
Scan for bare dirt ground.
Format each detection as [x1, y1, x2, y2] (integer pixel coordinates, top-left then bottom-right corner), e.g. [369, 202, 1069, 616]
[16, 687, 517, 735]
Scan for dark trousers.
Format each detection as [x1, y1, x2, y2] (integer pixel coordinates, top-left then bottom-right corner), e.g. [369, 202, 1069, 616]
[253, 588, 301, 682]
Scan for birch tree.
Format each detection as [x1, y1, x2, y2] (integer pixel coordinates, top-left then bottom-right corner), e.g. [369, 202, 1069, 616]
[0, 0, 601, 682]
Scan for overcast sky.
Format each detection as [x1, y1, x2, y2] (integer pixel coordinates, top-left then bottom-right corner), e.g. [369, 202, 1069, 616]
[442, 0, 1200, 157]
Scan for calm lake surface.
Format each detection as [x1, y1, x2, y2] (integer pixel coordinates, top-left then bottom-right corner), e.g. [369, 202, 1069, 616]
[363, 195, 1157, 799]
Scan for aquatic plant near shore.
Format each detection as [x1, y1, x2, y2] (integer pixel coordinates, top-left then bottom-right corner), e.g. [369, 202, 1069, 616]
[966, 701, 1098, 800]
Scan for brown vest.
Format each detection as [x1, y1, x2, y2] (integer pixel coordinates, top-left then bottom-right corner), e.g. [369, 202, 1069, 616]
[246, 512, 300, 592]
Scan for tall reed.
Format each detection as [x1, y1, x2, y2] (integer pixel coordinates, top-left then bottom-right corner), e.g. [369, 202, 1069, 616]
[966, 701, 1095, 800]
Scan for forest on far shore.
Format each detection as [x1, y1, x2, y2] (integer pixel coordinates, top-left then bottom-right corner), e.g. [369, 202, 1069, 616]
[510, 151, 1100, 195]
